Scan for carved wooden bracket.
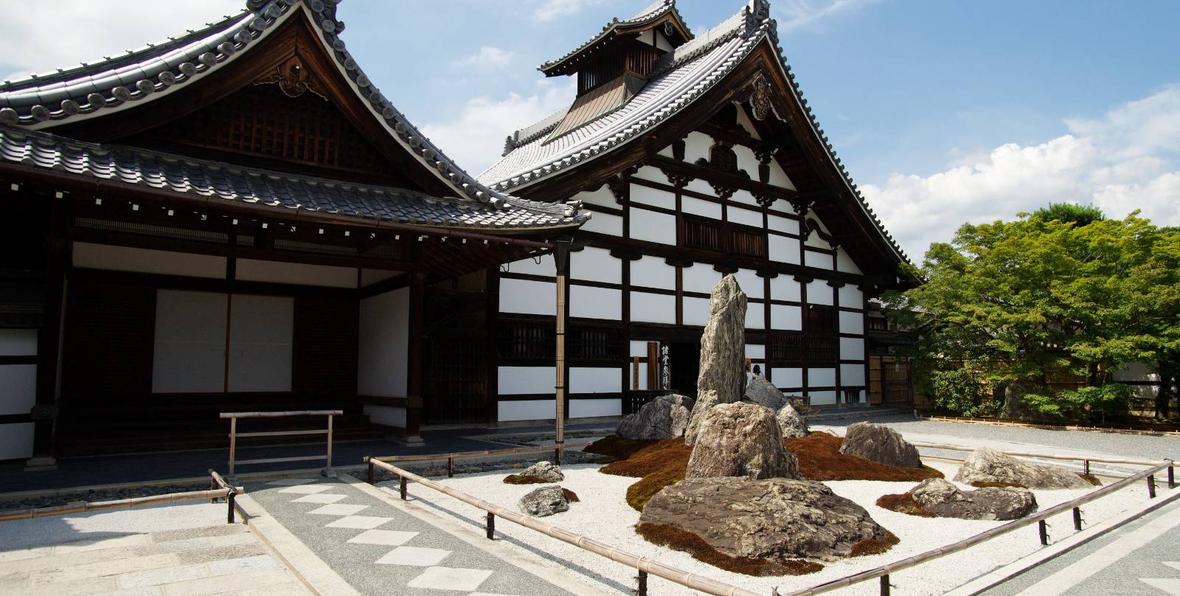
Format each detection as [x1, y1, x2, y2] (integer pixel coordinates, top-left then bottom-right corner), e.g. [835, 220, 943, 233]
[260, 54, 325, 100]
[661, 168, 693, 188]
[709, 181, 737, 200]
[605, 164, 641, 202]
[746, 71, 783, 122]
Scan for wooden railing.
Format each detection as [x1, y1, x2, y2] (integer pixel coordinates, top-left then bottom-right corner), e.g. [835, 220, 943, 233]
[220, 410, 342, 475]
[366, 445, 562, 482]
[364, 456, 760, 596]
[0, 470, 244, 524]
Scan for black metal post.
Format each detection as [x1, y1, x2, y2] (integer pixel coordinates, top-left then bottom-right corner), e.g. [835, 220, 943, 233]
[400, 476, 408, 500]
[448, 456, 454, 478]
[554, 446, 562, 466]
[637, 570, 648, 596]
[1168, 465, 1175, 489]
[366, 458, 374, 485]
[486, 512, 495, 540]
[880, 574, 890, 596]
[1083, 459, 1090, 476]
[1038, 520, 1048, 545]
[1072, 507, 1082, 531]
[227, 491, 236, 524]
[1148, 475, 1157, 498]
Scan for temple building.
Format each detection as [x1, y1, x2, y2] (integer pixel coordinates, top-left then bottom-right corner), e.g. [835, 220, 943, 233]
[479, 0, 917, 422]
[0, 0, 586, 463]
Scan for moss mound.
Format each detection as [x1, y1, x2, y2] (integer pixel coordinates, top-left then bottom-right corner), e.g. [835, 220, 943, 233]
[787, 432, 944, 482]
[582, 435, 655, 460]
[875, 492, 936, 517]
[503, 474, 550, 485]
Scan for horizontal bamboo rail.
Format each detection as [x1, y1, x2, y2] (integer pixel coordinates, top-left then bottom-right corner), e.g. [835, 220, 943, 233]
[908, 441, 1164, 467]
[369, 445, 560, 478]
[784, 459, 1176, 595]
[219, 410, 343, 419]
[366, 457, 760, 596]
[221, 410, 341, 475]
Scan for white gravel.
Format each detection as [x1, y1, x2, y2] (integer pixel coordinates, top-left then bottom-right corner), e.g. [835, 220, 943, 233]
[0, 502, 228, 551]
[397, 459, 1155, 595]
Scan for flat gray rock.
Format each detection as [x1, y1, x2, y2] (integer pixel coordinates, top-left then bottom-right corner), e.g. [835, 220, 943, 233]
[775, 403, 809, 439]
[518, 486, 569, 517]
[839, 422, 923, 468]
[954, 447, 1091, 489]
[686, 402, 799, 480]
[910, 478, 1038, 520]
[616, 394, 694, 440]
[745, 375, 786, 410]
[519, 461, 563, 483]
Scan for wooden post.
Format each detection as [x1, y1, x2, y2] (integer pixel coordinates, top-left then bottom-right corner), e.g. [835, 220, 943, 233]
[1168, 464, 1175, 489]
[228, 416, 237, 476]
[486, 512, 495, 539]
[553, 240, 571, 463]
[326, 414, 334, 470]
[27, 190, 70, 471]
[1072, 507, 1083, 531]
[1038, 520, 1048, 545]
[366, 458, 374, 485]
[227, 491, 236, 524]
[405, 271, 426, 443]
[637, 570, 648, 596]
[879, 574, 890, 596]
[1147, 475, 1157, 498]
[1083, 459, 1090, 476]
[447, 455, 454, 478]
[400, 476, 408, 500]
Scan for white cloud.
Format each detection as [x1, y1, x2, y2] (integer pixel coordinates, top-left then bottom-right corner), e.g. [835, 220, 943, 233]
[455, 46, 514, 67]
[420, 80, 575, 176]
[861, 85, 1180, 258]
[533, 0, 606, 23]
[0, 0, 243, 80]
[774, 0, 877, 33]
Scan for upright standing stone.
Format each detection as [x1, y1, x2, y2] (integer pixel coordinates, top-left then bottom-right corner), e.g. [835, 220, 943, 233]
[686, 402, 799, 480]
[685, 275, 746, 445]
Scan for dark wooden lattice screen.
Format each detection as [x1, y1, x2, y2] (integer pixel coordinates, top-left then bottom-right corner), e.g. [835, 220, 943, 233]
[681, 215, 767, 259]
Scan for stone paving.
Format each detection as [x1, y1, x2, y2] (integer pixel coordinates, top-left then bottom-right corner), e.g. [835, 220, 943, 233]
[0, 523, 309, 596]
[247, 476, 583, 595]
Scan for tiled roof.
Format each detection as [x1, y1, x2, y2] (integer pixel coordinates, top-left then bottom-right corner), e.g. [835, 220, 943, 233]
[482, 0, 909, 264]
[0, 125, 586, 231]
[0, 0, 546, 216]
[537, 0, 691, 76]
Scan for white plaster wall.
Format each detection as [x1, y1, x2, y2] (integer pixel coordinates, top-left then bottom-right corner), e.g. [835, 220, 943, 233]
[769, 235, 801, 265]
[0, 329, 36, 355]
[746, 344, 765, 359]
[809, 390, 837, 405]
[498, 366, 555, 395]
[805, 250, 834, 270]
[730, 189, 760, 207]
[630, 292, 676, 324]
[570, 367, 622, 394]
[629, 209, 677, 245]
[630, 340, 655, 357]
[839, 285, 864, 308]
[839, 311, 865, 335]
[684, 131, 713, 163]
[570, 247, 620, 284]
[681, 197, 721, 220]
[364, 404, 407, 428]
[771, 304, 802, 330]
[227, 295, 293, 393]
[770, 276, 802, 302]
[734, 144, 759, 176]
[728, 205, 763, 227]
[745, 303, 764, 330]
[682, 265, 721, 294]
[583, 211, 623, 236]
[773, 368, 803, 388]
[500, 278, 555, 316]
[734, 269, 763, 299]
[804, 216, 833, 249]
[570, 285, 621, 320]
[360, 269, 399, 288]
[574, 185, 617, 209]
[498, 400, 554, 422]
[735, 106, 762, 140]
[683, 296, 710, 327]
[0, 365, 36, 416]
[505, 256, 555, 277]
[683, 178, 715, 196]
[807, 281, 834, 306]
[0, 422, 33, 461]
[570, 399, 622, 418]
[840, 337, 865, 361]
[841, 363, 867, 387]
[74, 242, 225, 279]
[631, 256, 676, 290]
[632, 166, 671, 187]
[836, 248, 862, 274]
[357, 288, 409, 397]
[767, 160, 795, 191]
[768, 215, 800, 236]
[630, 183, 676, 210]
[809, 368, 837, 387]
[236, 259, 356, 288]
[152, 290, 227, 394]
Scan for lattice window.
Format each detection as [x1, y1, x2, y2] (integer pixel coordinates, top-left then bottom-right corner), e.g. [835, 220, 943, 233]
[570, 326, 625, 362]
[497, 321, 555, 361]
[769, 331, 804, 365]
[682, 215, 723, 252]
[807, 305, 838, 335]
[681, 215, 767, 259]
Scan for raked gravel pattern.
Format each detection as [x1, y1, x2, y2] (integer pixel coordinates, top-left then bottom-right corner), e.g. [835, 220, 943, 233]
[423, 460, 1157, 595]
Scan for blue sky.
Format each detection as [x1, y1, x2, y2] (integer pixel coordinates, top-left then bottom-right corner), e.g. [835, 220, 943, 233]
[2, 0, 1178, 257]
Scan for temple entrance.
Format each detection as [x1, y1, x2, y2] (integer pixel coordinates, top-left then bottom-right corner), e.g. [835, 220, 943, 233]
[668, 341, 701, 397]
[423, 275, 492, 425]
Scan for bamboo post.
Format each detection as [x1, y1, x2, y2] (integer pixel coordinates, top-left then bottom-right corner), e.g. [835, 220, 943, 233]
[326, 414, 334, 470]
[1038, 520, 1049, 545]
[228, 416, 237, 476]
[486, 512, 495, 540]
[1148, 475, 1157, 498]
[1072, 507, 1082, 531]
[638, 570, 648, 596]
[879, 574, 890, 596]
[553, 240, 570, 466]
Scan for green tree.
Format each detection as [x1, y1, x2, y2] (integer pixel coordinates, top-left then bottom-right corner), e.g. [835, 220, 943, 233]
[885, 208, 1180, 423]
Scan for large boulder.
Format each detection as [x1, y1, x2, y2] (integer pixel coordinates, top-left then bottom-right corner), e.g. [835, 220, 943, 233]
[909, 478, 1037, 520]
[640, 477, 896, 562]
[955, 447, 1091, 489]
[616, 394, 694, 440]
[776, 403, 809, 439]
[839, 422, 923, 469]
[685, 276, 747, 444]
[518, 486, 570, 517]
[505, 461, 563, 484]
[745, 375, 786, 409]
[684, 389, 719, 445]
[686, 402, 799, 480]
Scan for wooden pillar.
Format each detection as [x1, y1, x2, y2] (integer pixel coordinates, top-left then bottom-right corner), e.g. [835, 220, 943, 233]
[484, 267, 500, 425]
[404, 271, 425, 444]
[27, 192, 71, 471]
[553, 239, 572, 458]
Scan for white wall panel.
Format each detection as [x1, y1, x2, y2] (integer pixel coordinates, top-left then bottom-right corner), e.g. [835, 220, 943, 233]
[767, 160, 795, 191]
[227, 295, 293, 393]
[809, 367, 836, 387]
[728, 205, 763, 227]
[570, 247, 620, 284]
[745, 344, 765, 360]
[153, 290, 227, 394]
[357, 288, 409, 397]
[570, 367, 623, 394]
[0, 329, 36, 356]
[767, 215, 800, 235]
[734, 269, 763, 298]
[500, 278, 555, 316]
[0, 365, 36, 416]
[505, 256, 555, 277]
[0, 422, 33, 461]
[841, 363, 867, 387]
[809, 390, 837, 405]
[839, 285, 864, 308]
[574, 185, 617, 209]
[840, 337, 865, 361]
[570, 399, 622, 418]
[630, 292, 676, 324]
[770, 276, 801, 302]
[498, 366, 555, 395]
[684, 131, 713, 163]
[631, 256, 676, 290]
[583, 211, 623, 236]
[769, 235, 801, 264]
[730, 189, 760, 207]
[364, 405, 406, 428]
[734, 144, 759, 176]
[570, 285, 621, 320]
[773, 368, 803, 388]
[771, 304, 802, 330]
[684, 177, 715, 196]
[633, 166, 670, 186]
[681, 196, 721, 219]
[630, 183, 676, 210]
[630, 340, 653, 357]
[745, 303, 764, 330]
[629, 208, 677, 245]
[804, 216, 833, 249]
[807, 281, 834, 306]
[836, 248, 862, 274]
[74, 242, 225, 279]
[839, 311, 865, 335]
[236, 259, 355, 288]
[805, 250, 834, 270]
[682, 265, 721, 294]
[360, 269, 399, 288]
[498, 400, 554, 422]
[683, 296, 710, 326]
